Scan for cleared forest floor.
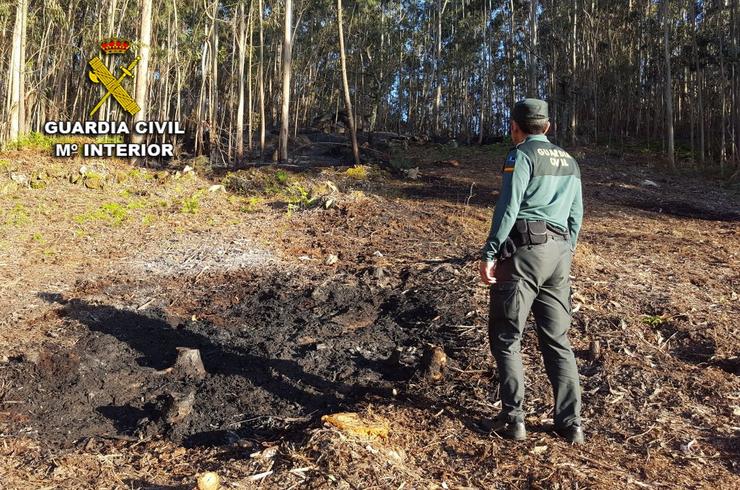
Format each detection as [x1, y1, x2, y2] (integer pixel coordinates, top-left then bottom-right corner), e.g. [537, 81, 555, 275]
[0, 143, 738, 489]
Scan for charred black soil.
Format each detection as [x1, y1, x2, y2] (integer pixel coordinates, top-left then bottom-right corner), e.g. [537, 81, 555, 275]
[4, 264, 475, 448]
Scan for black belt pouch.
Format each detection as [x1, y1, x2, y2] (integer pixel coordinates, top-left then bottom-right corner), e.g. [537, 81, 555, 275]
[527, 220, 548, 245]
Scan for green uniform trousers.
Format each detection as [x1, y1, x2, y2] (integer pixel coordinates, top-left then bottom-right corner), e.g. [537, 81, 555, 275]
[488, 236, 582, 428]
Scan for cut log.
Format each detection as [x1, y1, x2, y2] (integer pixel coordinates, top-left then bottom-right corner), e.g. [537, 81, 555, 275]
[321, 412, 389, 439]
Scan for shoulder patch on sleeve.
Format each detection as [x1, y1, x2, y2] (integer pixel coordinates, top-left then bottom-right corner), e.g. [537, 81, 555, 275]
[502, 151, 517, 173]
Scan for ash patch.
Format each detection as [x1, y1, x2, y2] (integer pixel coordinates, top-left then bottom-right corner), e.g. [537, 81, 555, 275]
[134, 237, 274, 275]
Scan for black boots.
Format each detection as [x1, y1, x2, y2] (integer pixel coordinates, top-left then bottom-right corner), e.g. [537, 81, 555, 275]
[484, 418, 527, 441]
[555, 424, 585, 444]
[484, 418, 585, 444]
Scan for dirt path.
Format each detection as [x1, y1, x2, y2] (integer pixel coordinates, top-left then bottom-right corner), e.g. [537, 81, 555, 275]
[0, 145, 738, 488]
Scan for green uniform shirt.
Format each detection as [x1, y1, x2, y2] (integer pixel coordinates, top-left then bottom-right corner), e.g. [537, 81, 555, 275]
[482, 134, 583, 261]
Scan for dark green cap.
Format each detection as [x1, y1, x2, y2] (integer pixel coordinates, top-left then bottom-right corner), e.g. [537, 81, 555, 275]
[511, 98, 549, 125]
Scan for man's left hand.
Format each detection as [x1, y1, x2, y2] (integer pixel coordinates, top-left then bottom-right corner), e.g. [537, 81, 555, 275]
[479, 260, 496, 285]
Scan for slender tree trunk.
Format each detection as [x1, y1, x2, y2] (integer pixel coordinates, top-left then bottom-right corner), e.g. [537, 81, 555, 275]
[507, 0, 516, 113]
[131, 0, 152, 149]
[195, 31, 208, 156]
[719, 30, 727, 172]
[434, 0, 448, 136]
[7, 0, 27, 142]
[732, 0, 739, 169]
[397, 6, 403, 135]
[662, 0, 675, 170]
[279, 0, 293, 161]
[691, 1, 705, 166]
[569, 0, 577, 145]
[369, 3, 385, 132]
[162, 20, 172, 142]
[478, 1, 486, 145]
[247, 0, 254, 154]
[209, 0, 219, 160]
[528, 0, 537, 96]
[592, 16, 598, 144]
[635, 0, 644, 138]
[18, 0, 26, 134]
[103, 0, 117, 121]
[228, 20, 236, 162]
[172, 0, 181, 150]
[258, 0, 265, 160]
[236, 2, 246, 161]
[337, 0, 360, 165]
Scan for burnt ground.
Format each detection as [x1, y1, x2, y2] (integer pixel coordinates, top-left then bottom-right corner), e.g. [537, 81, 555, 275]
[0, 144, 738, 488]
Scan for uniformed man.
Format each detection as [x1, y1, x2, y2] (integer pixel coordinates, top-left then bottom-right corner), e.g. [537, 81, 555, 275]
[479, 98, 584, 444]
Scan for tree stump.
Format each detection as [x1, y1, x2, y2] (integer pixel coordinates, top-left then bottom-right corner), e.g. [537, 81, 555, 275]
[421, 345, 447, 382]
[385, 347, 402, 369]
[589, 340, 601, 361]
[164, 389, 196, 425]
[171, 347, 207, 380]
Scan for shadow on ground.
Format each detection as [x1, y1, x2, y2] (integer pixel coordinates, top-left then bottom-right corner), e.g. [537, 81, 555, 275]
[0, 266, 487, 448]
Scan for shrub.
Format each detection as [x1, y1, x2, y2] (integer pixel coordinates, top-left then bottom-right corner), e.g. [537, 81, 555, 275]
[275, 169, 289, 184]
[181, 190, 205, 214]
[345, 165, 369, 180]
[5, 132, 56, 151]
[74, 202, 128, 226]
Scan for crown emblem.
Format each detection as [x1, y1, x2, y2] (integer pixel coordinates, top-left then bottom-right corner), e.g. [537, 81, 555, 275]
[100, 38, 130, 55]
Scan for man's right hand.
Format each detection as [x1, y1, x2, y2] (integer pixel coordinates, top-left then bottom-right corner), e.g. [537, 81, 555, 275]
[479, 260, 496, 285]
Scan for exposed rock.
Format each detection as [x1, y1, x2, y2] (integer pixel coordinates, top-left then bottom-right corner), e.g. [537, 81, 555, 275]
[405, 167, 420, 180]
[10, 172, 29, 186]
[84, 176, 103, 189]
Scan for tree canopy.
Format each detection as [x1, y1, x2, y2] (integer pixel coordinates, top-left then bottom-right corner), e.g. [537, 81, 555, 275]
[0, 0, 738, 174]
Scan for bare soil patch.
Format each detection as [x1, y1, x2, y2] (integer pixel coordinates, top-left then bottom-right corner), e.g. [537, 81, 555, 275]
[0, 145, 738, 488]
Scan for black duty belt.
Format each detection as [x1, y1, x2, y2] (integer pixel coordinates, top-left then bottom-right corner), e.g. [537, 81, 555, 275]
[499, 220, 569, 259]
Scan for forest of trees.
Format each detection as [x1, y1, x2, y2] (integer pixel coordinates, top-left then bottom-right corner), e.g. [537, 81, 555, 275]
[0, 0, 738, 175]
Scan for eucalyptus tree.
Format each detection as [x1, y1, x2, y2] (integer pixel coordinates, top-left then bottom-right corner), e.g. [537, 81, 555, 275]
[131, 0, 152, 150]
[6, 0, 27, 142]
